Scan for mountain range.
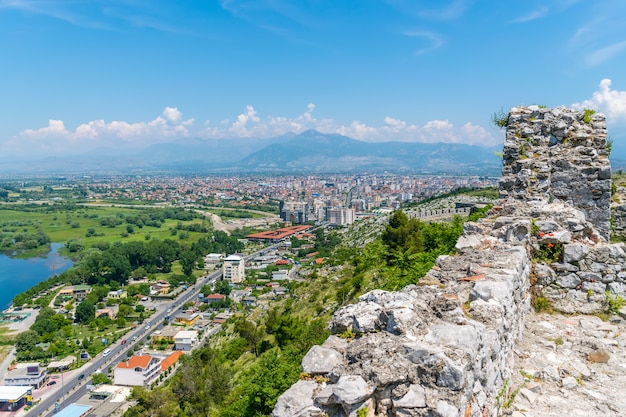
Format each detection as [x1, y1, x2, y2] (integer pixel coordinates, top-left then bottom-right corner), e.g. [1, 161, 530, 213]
[0, 130, 504, 175]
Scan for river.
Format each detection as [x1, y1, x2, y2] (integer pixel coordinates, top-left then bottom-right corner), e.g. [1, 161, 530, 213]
[0, 243, 73, 309]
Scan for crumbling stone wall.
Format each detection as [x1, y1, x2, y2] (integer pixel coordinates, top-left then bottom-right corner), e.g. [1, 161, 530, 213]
[499, 106, 611, 240]
[274, 210, 532, 417]
[273, 107, 619, 417]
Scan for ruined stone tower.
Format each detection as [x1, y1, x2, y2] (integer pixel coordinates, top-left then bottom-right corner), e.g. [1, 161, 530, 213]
[499, 106, 611, 239]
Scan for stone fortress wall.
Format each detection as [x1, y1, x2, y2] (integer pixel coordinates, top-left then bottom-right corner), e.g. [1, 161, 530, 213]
[273, 107, 622, 417]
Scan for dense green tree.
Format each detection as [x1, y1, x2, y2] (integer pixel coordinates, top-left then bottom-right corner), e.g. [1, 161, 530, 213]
[219, 349, 300, 417]
[233, 318, 264, 356]
[171, 348, 232, 415]
[213, 279, 232, 295]
[15, 330, 40, 353]
[179, 248, 199, 277]
[75, 300, 95, 324]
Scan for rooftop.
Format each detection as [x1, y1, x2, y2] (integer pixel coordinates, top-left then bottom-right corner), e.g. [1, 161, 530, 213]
[54, 403, 93, 417]
[246, 225, 312, 241]
[160, 351, 184, 372]
[116, 355, 152, 370]
[0, 385, 32, 401]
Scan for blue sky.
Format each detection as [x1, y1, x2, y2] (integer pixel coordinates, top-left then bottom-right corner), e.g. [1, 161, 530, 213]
[2, 0, 626, 159]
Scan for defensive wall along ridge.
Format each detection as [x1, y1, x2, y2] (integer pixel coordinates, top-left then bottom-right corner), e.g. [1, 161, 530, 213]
[273, 107, 625, 417]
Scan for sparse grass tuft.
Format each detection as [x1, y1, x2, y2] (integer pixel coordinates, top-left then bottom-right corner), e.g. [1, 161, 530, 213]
[491, 108, 509, 128]
[583, 109, 596, 124]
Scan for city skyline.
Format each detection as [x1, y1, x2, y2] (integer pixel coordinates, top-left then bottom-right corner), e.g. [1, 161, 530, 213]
[2, 0, 626, 160]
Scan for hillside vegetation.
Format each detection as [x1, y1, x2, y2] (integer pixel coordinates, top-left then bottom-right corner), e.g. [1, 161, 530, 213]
[124, 201, 493, 417]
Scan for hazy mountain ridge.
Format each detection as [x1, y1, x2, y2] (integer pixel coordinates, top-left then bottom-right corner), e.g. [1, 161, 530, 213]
[0, 130, 502, 174]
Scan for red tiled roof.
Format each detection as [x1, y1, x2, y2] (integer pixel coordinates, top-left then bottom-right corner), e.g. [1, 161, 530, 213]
[246, 225, 312, 240]
[160, 351, 184, 372]
[275, 259, 289, 265]
[207, 293, 225, 300]
[117, 355, 152, 369]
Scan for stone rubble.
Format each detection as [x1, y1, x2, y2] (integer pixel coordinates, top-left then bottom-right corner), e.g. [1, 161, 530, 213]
[510, 313, 626, 417]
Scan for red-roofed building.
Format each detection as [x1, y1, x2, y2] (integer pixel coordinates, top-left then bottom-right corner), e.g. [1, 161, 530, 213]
[275, 259, 289, 265]
[160, 351, 184, 372]
[205, 293, 226, 303]
[315, 258, 324, 264]
[246, 225, 312, 242]
[114, 355, 161, 387]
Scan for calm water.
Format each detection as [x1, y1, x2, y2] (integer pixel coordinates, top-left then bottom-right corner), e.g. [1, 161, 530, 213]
[0, 243, 73, 309]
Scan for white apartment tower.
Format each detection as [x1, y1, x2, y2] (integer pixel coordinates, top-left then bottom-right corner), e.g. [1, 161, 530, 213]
[223, 254, 245, 284]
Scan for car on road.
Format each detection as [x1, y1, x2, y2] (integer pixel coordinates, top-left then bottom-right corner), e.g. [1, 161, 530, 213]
[47, 380, 56, 386]
[121, 339, 127, 345]
[78, 374, 85, 380]
[132, 336, 137, 341]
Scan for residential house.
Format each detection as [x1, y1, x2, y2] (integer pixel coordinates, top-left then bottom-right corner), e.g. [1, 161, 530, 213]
[242, 296, 257, 306]
[211, 312, 232, 324]
[150, 326, 180, 343]
[272, 270, 289, 281]
[273, 287, 288, 297]
[174, 330, 199, 351]
[114, 355, 161, 387]
[150, 282, 171, 296]
[59, 285, 92, 302]
[107, 289, 127, 300]
[204, 293, 225, 304]
[71, 285, 92, 301]
[230, 288, 252, 303]
[160, 351, 184, 373]
[175, 312, 200, 327]
[204, 253, 224, 265]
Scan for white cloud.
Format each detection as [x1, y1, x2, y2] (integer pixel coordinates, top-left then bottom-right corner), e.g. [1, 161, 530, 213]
[572, 78, 626, 121]
[5, 107, 194, 157]
[403, 31, 444, 56]
[163, 107, 182, 122]
[5, 104, 501, 159]
[21, 119, 69, 138]
[512, 6, 549, 23]
[585, 40, 626, 67]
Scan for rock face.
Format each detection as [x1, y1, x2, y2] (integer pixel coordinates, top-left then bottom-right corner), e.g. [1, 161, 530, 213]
[499, 106, 611, 240]
[274, 107, 621, 417]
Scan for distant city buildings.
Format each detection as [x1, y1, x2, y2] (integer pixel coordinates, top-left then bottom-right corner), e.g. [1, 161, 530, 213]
[325, 207, 355, 226]
[279, 201, 309, 224]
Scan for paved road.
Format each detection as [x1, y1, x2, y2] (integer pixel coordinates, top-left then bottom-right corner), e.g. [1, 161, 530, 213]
[32, 244, 274, 416]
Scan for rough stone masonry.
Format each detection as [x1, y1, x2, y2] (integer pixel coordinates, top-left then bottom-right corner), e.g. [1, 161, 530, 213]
[273, 107, 620, 417]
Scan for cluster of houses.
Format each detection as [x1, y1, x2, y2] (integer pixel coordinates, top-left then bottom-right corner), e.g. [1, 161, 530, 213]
[2, 241, 309, 413]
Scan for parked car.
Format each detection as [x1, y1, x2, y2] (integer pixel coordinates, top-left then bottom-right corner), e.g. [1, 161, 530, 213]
[47, 380, 56, 386]
[78, 374, 85, 380]
[132, 336, 137, 341]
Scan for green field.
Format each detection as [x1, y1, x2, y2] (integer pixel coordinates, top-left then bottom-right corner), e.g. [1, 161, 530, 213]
[0, 204, 212, 256]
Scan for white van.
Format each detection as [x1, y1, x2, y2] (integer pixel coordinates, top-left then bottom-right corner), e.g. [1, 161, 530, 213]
[102, 348, 111, 357]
